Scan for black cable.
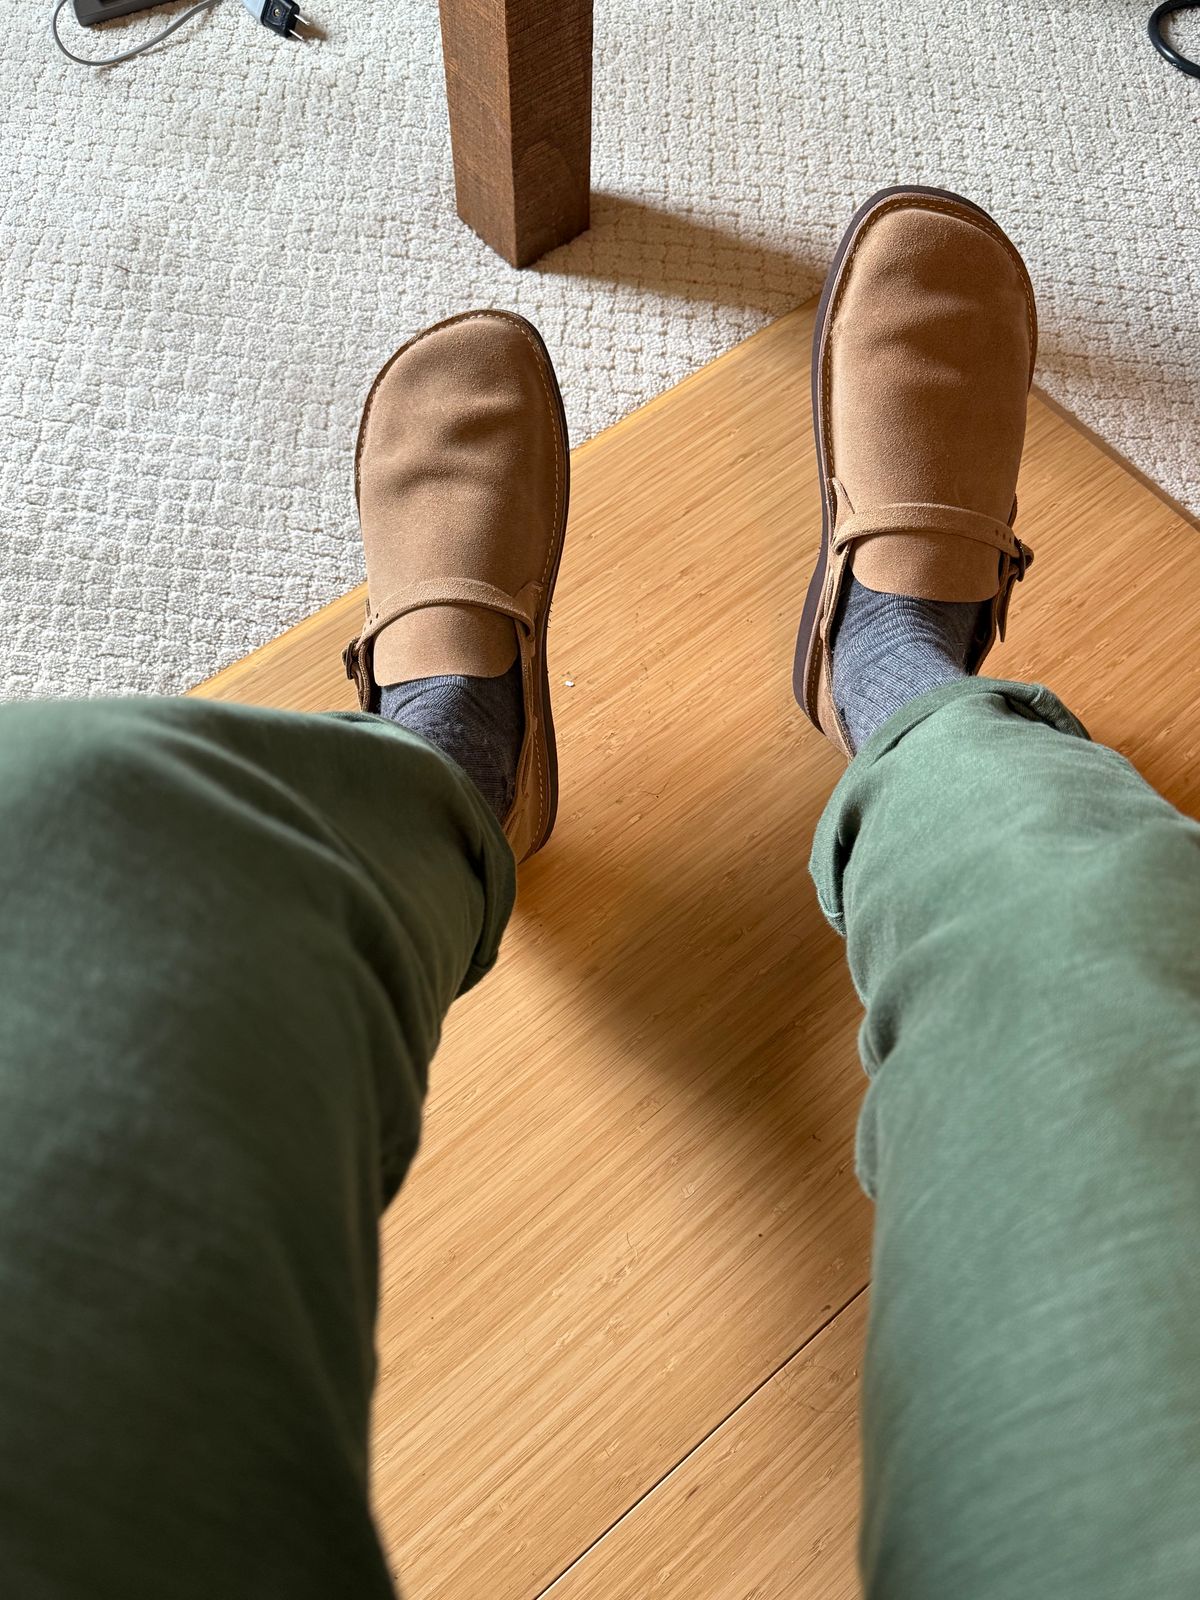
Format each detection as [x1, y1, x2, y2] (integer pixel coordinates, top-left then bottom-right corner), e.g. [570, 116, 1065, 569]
[1148, 2, 1200, 79]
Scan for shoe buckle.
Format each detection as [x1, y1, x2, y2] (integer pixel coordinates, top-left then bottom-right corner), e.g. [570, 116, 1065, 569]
[997, 540, 1031, 643]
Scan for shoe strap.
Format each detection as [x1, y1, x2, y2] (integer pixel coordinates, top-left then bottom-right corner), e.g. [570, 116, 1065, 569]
[831, 496, 1027, 564]
[342, 578, 541, 700]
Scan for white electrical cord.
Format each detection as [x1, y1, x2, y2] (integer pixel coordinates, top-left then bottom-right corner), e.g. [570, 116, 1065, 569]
[50, 0, 222, 66]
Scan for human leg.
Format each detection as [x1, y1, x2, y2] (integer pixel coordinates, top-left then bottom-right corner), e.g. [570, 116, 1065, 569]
[812, 678, 1200, 1598]
[0, 696, 512, 1598]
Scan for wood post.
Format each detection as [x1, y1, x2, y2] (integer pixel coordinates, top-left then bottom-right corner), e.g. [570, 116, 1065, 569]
[437, 0, 593, 268]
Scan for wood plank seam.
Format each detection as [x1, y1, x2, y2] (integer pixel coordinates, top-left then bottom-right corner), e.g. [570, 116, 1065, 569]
[534, 1287, 869, 1598]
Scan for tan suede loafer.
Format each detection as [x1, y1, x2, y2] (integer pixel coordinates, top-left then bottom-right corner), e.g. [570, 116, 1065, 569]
[793, 185, 1037, 756]
[343, 310, 570, 862]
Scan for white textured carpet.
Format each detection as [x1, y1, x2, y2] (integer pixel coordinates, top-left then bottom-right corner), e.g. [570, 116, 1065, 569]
[3, 0, 1198, 696]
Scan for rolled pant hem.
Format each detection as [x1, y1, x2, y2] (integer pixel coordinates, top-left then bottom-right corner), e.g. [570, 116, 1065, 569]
[328, 708, 516, 995]
[810, 676, 1092, 934]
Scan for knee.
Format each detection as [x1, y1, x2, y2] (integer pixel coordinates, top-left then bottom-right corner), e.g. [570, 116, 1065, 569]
[0, 700, 177, 842]
[1023, 817, 1200, 974]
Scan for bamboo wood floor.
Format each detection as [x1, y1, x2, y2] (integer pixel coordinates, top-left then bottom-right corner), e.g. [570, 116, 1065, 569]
[193, 299, 1200, 1598]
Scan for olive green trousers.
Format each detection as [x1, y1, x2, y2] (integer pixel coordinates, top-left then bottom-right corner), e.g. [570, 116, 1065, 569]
[812, 677, 1200, 1598]
[1, 682, 1197, 1597]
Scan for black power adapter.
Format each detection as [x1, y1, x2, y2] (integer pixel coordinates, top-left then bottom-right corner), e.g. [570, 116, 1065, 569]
[73, 0, 164, 22]
[54, 0, 311, 64]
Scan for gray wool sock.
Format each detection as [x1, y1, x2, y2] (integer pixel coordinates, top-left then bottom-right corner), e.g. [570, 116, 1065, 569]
[830, 577, 985, 754]
[379, 657, 524, 824]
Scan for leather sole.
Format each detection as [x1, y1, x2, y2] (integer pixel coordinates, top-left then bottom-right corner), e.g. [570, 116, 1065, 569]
[515, 315, 571, 855]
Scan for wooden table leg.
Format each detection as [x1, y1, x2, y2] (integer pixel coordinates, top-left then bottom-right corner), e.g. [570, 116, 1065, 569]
[437, 0, 593, 269]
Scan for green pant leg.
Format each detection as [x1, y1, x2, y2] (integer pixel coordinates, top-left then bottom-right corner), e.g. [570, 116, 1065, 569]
[0, 697, 514, 1599]
[811, 678, 1200, 1599]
